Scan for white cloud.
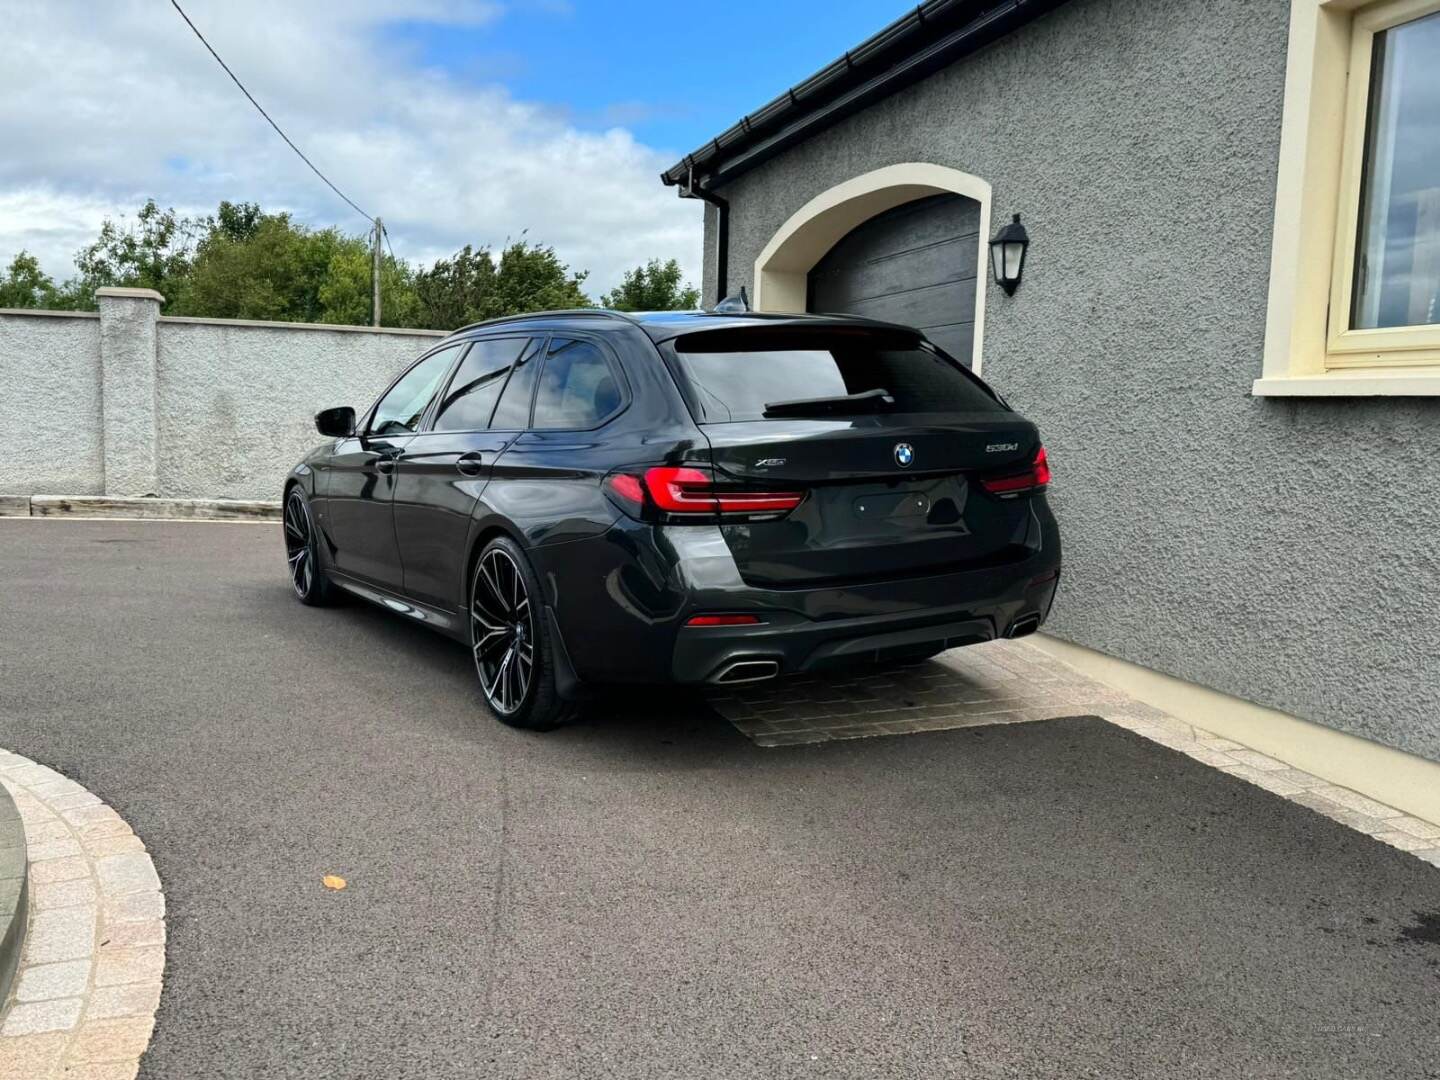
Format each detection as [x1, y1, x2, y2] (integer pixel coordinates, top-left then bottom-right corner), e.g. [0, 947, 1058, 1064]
[0, 0, 701, 299]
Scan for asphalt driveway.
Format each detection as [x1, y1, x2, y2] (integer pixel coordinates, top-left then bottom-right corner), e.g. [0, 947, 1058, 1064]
[1, 520, 1438, 1079]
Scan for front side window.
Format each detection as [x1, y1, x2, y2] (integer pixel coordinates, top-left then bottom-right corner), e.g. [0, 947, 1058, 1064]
[532, 338, 623, 429]
[370, 345, 461, 436]
[672, 330, 1003, 423]
[432, 338, 529, 432]
[1351, 8, 1440, 332]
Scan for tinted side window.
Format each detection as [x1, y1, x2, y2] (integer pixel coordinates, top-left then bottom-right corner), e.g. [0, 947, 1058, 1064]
[489, 338, 544, 430]
[432, 338, 528, 432]
[370, 345, 461, 436]
[532, 338, 622, 429]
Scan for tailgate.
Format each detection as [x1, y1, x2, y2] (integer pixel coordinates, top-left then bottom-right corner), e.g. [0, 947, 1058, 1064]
[704, 416, 1040, 587]
[668, 323, 1046, 589]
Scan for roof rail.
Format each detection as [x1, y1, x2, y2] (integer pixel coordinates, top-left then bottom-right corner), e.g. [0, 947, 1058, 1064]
[449, 308, 644, 337]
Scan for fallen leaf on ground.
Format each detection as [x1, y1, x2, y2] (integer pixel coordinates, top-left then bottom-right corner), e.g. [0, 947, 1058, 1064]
[322, 874, 347, 891]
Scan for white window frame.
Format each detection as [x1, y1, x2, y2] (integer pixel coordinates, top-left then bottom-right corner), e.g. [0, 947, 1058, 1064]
[1256, 0, 1440, 396]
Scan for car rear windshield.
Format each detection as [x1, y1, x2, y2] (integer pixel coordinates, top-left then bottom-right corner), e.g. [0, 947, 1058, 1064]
[671, 328, 1004, 423]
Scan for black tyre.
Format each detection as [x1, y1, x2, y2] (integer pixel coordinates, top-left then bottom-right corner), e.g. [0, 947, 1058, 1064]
[470, 536, 577, 731]
[283, 487, 335, 606]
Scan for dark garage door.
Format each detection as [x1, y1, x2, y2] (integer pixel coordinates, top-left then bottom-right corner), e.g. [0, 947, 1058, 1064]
[807, 192, 980, 365]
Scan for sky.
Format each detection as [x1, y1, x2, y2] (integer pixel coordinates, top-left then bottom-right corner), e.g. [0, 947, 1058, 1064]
[0, 0, 913, 300]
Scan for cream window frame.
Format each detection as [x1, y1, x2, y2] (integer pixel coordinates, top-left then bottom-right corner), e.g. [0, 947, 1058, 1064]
[1256, 0, 1440, 397]
[1328, 0, 1440, 366]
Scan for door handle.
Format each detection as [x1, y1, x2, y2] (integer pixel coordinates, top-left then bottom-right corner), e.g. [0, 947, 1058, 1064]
[456, 452, 485, 477]
[376, 457, 396, 474]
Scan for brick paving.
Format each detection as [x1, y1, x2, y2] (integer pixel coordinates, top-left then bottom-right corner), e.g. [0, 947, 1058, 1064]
[0, 752, 164, 1080]
[708, 638, 1440, 869]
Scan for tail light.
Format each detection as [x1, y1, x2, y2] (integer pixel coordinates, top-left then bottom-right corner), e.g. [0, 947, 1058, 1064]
[979, 446, 1051, 498]
[604, 466, 804, 521]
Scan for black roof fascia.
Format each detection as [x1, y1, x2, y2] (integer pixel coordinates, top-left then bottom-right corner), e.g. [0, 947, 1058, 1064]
[660, 0, 1070, 191]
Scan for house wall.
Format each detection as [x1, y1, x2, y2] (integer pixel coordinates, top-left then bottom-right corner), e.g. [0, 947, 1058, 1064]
[0, 296, 443, 501]
[703, 0, 1440, 762]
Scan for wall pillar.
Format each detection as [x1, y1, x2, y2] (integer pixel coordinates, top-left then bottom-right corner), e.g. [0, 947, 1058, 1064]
[96, 287, 163, 497]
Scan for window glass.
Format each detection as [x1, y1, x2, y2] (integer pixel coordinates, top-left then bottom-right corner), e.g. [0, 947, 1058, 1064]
[673, 330, 1003, 422]
[1352, 9, 1440, 330]
[432, 338, 528, 432]
[369, 345, 460, 436]
[532, 338, 622, 429]
[489, 338, 544, 429]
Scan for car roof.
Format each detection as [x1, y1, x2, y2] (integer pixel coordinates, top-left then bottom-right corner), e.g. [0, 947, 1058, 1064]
[445, 308, 921, 345]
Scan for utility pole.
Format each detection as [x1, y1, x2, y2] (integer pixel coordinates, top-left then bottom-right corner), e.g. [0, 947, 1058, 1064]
[372, 217, 382, 327]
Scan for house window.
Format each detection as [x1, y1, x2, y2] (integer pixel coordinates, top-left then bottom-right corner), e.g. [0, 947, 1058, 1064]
[1329, 1, 1440, 366]
[1257, 0, 1440, 395]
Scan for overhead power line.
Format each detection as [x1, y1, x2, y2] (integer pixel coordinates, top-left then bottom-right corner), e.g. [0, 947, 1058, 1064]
[168, 0, 373, 224]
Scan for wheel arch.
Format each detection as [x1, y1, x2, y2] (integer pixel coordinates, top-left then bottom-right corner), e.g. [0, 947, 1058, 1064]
[282, 466, 319, 503]
[463, 517, 585, 707]
[460, 516, 532, 606]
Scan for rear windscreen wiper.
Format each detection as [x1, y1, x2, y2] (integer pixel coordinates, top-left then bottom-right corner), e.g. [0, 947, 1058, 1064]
[762, 388, 895, 418]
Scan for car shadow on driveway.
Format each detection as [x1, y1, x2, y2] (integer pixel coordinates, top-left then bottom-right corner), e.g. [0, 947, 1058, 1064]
[317, 585, 749, 752]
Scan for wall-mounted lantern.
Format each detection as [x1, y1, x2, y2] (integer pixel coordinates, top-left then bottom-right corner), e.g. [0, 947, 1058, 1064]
[988, 213, 1030, 296]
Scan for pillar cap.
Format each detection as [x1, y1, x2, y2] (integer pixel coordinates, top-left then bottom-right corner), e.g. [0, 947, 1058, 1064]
[95, 287, 165, 303]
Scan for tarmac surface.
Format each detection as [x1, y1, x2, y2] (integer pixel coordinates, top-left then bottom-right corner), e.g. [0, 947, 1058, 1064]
[1, 520, 1438, 1079]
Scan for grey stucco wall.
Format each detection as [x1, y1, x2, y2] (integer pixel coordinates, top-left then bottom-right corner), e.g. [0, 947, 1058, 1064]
[706, 0, 1440, 762]
[98, 289, 163, 497]
[1, 301, 443, 502]
[156, 319, 443, 500]
[0, 310, 103, 495]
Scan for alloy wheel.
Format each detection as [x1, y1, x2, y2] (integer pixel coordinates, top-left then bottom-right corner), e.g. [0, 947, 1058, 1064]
[283, 490, 315, 599]
[471, 548, 534, 715]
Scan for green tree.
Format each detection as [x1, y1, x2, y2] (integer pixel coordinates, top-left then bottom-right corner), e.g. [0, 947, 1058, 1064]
[211, 200, 264, 244]
[412, 245, 497, 330]
[0, 251, 64, 309]
[181, 212, 342, 321]
[177, 208, 418, 325]
[412, 239, 591, 328]
[4, 199, 608, 328]
[318, 241, 420, 328]
[484, 240, 591, 319]
[72, 199, 200, 304]
[600, 258, 699, 311]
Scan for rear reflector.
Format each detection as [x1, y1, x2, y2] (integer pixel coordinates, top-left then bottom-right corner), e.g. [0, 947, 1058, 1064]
[980, 446, 1051, 497]
[685, 614, 762, 627]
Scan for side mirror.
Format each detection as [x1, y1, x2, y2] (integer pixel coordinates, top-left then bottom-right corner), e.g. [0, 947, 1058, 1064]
[315, 406, 356, 438]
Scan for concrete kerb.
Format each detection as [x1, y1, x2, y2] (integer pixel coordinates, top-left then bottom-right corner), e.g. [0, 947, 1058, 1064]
[0, 750, 165, 1079]
[0, 787, 26, 1017]
[2, 496, 280, 522]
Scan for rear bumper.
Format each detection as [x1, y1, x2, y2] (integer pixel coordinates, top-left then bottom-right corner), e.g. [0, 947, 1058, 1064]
[535, 505, 1061, 687]
[670, 566, 1059, 684]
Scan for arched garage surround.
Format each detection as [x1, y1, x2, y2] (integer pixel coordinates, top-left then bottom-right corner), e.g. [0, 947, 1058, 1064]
[751, 163, 992, 371]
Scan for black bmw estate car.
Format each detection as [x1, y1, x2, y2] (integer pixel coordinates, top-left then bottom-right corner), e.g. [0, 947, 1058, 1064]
[284, 309, 1060, 730]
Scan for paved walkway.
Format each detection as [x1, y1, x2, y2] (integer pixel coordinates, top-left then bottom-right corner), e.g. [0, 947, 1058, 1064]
[709, 641, 1440, 866]
[1, 520, 1438, 1079]
[0, 753, 164, 1080]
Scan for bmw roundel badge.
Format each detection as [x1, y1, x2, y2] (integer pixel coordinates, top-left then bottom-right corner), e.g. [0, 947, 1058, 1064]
[894, 442, 914, 468]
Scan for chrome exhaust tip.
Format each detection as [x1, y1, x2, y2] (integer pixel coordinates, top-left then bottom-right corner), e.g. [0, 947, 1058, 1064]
[710, 659, 781, 685]
[1006, 614, 1041, 639]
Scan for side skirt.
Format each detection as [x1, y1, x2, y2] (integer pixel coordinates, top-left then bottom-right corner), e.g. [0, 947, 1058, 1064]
[325, 571, 468, 643]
